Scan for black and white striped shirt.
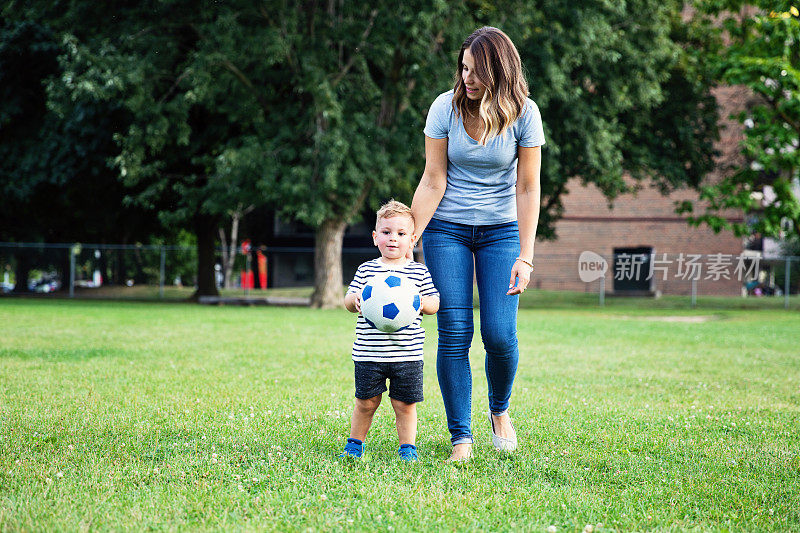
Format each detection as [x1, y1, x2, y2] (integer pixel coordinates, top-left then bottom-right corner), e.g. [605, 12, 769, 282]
[347, 258, 439, 362]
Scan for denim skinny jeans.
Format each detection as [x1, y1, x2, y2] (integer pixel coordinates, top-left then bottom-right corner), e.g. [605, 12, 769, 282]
[422, 217, 520, 445]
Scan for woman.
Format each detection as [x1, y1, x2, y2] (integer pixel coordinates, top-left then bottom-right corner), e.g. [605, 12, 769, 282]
[410, 26, 544, 461]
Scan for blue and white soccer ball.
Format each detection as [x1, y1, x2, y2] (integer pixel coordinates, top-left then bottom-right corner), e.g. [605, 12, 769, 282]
[360, 272, 421, 333]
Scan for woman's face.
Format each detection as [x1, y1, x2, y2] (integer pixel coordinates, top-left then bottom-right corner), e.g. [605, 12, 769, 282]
[461, 48, 486, 101]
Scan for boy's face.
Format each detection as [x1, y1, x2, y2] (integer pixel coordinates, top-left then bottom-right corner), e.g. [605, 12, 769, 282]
[373, 215, 416, 262]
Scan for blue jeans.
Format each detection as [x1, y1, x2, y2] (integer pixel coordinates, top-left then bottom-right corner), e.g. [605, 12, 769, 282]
[422, 217, 520, 445]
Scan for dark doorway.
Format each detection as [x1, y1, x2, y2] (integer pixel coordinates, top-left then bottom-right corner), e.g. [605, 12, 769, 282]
[613, 246, 653, 293]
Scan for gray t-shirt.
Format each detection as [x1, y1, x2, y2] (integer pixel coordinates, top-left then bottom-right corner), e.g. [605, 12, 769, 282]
[423, 90, 546, 225]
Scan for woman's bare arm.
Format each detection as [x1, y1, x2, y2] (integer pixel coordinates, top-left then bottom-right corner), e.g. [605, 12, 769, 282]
[410, 136, 448, 240]
[508, 145, 541, 295]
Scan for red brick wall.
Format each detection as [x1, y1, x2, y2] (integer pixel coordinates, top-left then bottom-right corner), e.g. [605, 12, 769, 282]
[532, 85, 753, 296]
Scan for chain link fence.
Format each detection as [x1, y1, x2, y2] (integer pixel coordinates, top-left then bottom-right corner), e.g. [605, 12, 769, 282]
[0, 243, 199, 300]
[0, 242, 376, 301]
[1, 242, 798, 309]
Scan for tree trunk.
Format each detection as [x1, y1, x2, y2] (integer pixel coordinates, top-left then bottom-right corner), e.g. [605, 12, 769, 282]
[310, 217, 347, 308]
[219, 225, 237, 289]
[192, 214, 220, 300]
[219, 204, 252, 289]
[12, 253, 31, 294]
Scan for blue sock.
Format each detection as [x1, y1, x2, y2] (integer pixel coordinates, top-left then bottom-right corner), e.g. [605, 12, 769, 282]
[398, 443, 418, 461]
[339, 437, 364, 458]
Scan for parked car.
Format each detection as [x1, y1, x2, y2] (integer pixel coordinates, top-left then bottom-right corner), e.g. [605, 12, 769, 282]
[28, 276, 61, 293]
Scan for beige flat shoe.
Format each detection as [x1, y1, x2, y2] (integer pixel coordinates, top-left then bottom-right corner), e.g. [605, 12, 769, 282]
[488, 411, 517, 451]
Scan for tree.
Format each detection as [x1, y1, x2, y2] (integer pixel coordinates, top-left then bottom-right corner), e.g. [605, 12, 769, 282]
[218, 202, 254, 289]
[254, 1, 471, 307]
[8, 1, 721, 306]
[496, 0, 720, 237]
[35, 2, 275, 299]
[679, 2, 800, 240]
[262, 0, 720, 306]
[0, 19, 163, 291]
[0, 20, 62, 244]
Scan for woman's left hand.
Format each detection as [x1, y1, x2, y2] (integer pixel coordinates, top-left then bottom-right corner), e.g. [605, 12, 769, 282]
[507, 259, 533, 295]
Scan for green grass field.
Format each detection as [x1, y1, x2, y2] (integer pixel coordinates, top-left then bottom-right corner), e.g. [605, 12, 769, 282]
[1, 299, 799, 531]
[39, 283, 800, 312]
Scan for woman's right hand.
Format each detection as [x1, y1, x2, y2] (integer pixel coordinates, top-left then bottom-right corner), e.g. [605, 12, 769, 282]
[507, 259, 533, 295]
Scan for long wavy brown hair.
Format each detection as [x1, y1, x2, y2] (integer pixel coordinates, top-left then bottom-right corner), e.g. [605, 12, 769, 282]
[452, 27, 529, 145]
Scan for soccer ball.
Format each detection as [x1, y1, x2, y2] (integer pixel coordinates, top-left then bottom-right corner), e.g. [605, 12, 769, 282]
[360, 272, 422, 333]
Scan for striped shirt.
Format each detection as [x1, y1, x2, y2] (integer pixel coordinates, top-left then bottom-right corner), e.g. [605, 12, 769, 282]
[347, 258, 439, 362]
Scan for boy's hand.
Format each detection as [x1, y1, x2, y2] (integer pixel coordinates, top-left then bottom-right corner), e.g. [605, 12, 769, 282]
[421, 295, 439, 315]
[344, 292, 361, 313]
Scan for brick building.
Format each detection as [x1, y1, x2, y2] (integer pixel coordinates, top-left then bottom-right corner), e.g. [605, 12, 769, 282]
[533, 86, 754, 296]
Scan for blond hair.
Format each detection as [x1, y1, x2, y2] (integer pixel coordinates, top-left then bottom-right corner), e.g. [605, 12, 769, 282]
[452, 27, 529, 146]
[376, 199, 414, 227]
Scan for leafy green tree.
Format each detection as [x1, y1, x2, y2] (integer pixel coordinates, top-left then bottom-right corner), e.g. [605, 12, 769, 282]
[496, 0, 720, 237]
[259, 0, 719, 306]
[32, 2, 275, 298]
[679, 1, 800, 240]
[254, 2, 471, 306]
[0, 19, 162, 291]
[0, 19, 62, 238]
[7, 1, 720, 306]
[66, 1, 455, 302]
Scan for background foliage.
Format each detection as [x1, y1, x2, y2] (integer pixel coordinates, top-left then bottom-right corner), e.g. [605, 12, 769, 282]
[680, 1, 800, 241]
[2, 1, 727, 302]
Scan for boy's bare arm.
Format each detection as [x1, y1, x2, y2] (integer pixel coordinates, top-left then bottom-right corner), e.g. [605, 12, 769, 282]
[421, 295, 439, 315]
[344, 292, 361, 313]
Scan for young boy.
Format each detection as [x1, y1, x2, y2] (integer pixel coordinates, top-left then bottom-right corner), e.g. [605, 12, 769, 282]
[341, 200, 440, 461]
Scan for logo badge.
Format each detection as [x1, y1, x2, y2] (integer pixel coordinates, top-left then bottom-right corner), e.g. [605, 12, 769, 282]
[578, 251, 608, 283]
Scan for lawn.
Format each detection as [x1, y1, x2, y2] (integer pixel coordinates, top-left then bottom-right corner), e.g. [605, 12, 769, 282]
[1, 299, 798, 531]
[43, 283, 800, 312]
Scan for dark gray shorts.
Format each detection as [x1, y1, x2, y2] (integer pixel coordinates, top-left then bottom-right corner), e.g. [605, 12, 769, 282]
[354, 360, 424, 404]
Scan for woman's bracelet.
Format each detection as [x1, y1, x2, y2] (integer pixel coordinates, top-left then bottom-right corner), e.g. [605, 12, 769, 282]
[516, 257, 534, 269]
